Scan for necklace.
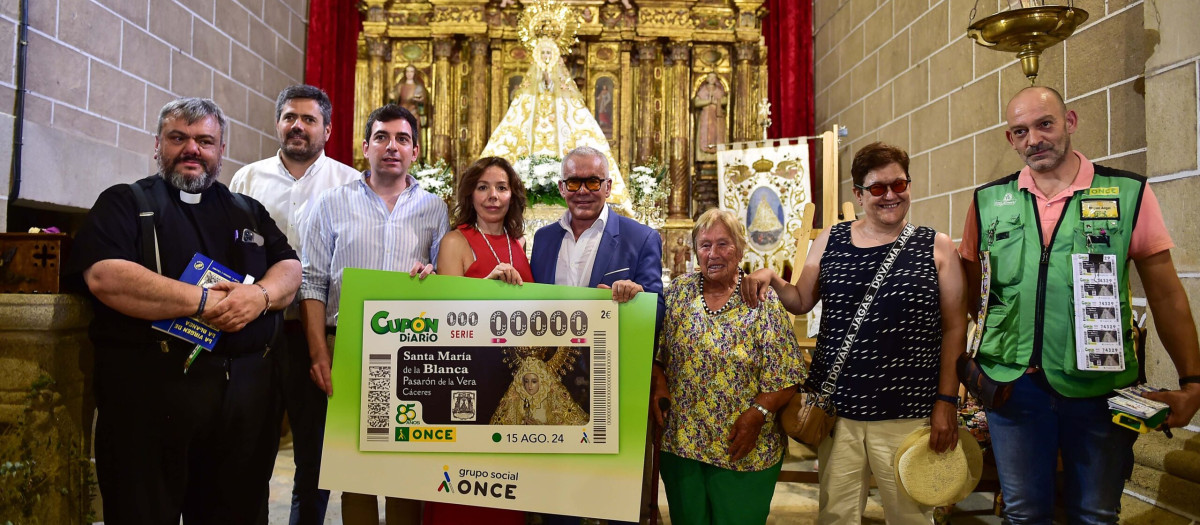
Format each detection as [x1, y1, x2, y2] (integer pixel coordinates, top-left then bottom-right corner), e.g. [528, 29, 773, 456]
[476, 222, 512, 266]
[700, 270, 742, 316]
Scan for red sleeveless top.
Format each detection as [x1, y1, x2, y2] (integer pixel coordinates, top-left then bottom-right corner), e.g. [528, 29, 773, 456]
[458, 224, 534, 282]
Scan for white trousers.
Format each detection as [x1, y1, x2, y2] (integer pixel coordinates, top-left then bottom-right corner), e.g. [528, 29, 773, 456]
[816, 417, 932, 525]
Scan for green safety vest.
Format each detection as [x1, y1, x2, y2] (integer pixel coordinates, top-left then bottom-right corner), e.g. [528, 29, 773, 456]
[972, 165, 1145, 397]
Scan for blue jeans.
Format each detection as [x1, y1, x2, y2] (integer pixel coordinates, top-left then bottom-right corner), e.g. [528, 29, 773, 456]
[282, 326, 331, 525]
[986, 373, 1137, 524]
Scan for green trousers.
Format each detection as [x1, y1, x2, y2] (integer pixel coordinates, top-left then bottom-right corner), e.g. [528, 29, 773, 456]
[659, 451, 783, 525]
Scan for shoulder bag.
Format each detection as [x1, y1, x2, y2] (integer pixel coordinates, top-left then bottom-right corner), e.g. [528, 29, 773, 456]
[782, 223, 916, 446]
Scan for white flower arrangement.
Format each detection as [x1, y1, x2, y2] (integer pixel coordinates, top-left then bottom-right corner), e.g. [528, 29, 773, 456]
[513, 154, 565, 206]
[410, 160, 453, 199]
[628, 159, 668, 227]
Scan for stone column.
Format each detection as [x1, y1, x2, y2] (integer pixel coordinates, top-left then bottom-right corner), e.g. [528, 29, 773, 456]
[633, 41, 661, 166]
[664, 41, 691, 221]
[732, 41, 758, 142]
[431, 38, 456, 164]
[467, 37, 490, 161]
[0, 294, 95, 523]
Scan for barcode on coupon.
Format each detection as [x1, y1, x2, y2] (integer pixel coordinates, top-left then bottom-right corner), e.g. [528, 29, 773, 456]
[592, 331, 607, 444]
[366, 353, 392, 441]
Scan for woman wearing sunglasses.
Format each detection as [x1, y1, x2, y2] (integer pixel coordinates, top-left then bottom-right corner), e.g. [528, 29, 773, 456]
[743, 142, 967, 524]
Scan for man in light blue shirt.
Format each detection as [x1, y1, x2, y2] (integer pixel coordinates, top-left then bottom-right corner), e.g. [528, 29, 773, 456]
[298, 104, 447, 524]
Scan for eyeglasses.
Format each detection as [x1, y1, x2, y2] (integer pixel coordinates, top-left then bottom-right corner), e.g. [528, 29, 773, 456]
[561, 177, 608, 192]
[854, 178, 911, 197]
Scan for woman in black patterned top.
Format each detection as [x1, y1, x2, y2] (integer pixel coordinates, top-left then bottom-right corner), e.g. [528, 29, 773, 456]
[743, 142, 967, 524]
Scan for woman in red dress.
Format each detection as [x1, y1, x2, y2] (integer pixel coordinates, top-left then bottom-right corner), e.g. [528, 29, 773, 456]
[427, 156, 530, 524]
[437, 156, 533, 285]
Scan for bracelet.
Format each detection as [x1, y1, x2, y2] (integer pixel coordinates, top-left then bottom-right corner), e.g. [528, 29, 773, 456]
[1179, 375, 1200, 386]
[934, 394, 960, 405]
[195, 287, 209, 316]
[254, 283, 271, 317]
[750, 402, 770, 420]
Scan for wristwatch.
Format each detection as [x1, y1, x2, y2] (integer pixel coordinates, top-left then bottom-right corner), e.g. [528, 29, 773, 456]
[750, 402, 770, 419]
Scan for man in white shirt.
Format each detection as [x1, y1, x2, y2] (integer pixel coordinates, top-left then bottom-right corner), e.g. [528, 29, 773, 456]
[230, 85, 359, 525]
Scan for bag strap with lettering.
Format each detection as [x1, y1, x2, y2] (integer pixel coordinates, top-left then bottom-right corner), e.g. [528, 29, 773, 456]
[817, 222, 917, 404]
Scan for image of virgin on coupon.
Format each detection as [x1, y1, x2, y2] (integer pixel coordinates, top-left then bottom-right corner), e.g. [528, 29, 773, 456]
[358, 299, 618, 454]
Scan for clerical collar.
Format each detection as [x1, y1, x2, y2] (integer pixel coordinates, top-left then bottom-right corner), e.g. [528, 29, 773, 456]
[179, 190, 203, 204]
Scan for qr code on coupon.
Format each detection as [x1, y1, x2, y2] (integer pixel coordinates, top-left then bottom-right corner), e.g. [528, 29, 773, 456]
[367, 415, 388, 428]
[367, 403, 388, 417]
[367, 390, 389, 404]
[368, 377, 391, 391]
[369, 366, 389, 378]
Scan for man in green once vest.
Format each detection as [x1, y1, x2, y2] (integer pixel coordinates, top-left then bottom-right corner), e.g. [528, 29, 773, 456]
[958, 86, 1200, 523]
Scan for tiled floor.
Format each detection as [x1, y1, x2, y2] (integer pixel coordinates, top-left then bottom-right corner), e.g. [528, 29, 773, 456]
[267, 440, 1002, 524]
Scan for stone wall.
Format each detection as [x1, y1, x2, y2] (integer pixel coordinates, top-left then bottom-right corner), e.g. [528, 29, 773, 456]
[1138, 0, 1200, 417]
[812, 0, 1200, 424]
[0, 0, 309, 228]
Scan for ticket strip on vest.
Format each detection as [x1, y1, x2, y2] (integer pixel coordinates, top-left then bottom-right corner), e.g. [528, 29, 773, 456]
[1072, 253, 1124, 371]
[320, 269, 655, 521]
[358, 299, 617, 453]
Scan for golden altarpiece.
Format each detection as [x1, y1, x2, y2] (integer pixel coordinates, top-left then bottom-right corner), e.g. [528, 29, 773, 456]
[352, 0, 770, 256]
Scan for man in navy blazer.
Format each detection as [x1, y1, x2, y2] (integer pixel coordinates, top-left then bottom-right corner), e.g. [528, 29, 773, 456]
[528, 146, 664, 525]
[529, 147, 664, 321]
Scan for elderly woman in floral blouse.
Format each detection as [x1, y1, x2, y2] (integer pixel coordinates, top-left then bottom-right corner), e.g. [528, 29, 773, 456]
[651, 208, 806, 525]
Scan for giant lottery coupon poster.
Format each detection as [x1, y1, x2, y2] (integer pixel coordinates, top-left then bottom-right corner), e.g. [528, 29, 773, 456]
[319, 269, 656, 521]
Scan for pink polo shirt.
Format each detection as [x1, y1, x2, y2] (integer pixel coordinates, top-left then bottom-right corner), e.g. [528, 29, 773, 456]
[958, 151, 1173, 262]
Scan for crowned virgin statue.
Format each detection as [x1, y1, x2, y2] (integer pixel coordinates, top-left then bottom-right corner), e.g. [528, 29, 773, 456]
[480, 1, 629, 209]
[490, 346, 589, 426]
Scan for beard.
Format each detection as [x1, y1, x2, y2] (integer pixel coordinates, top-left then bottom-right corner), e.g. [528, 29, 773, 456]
[161, 154, 220, 193]
[1021, 143, 1066, 171]
[280, 129, 324, 163]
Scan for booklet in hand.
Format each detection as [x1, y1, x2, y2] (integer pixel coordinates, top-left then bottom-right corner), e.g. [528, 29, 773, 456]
[151, 252, 248, 350]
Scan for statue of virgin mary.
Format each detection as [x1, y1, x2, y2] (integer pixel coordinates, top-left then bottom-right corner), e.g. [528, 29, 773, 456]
[480, 2, 629, 209]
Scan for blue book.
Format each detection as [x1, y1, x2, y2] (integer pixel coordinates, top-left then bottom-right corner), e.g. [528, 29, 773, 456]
[151, 252, 248, 350]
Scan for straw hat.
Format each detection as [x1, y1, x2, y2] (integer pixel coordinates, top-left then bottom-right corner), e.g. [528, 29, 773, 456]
[892, 426, 983, 507]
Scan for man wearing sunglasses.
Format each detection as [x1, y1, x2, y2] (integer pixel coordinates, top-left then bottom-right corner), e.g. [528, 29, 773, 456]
[529, 146, 664, 309]
[959, 86, 1199, 523]
[528, 145, 665, 525]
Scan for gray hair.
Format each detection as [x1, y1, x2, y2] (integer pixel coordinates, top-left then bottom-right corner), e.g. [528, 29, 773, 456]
[275, 84, 333, 126]
[561, 145, 609, 178]
[691, 208, 748, 258]
[157, 98, 228, 144]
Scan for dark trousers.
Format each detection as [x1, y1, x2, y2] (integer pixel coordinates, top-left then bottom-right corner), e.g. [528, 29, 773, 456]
[93, 341, 282, 525]
[280, 323, 331, 525]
